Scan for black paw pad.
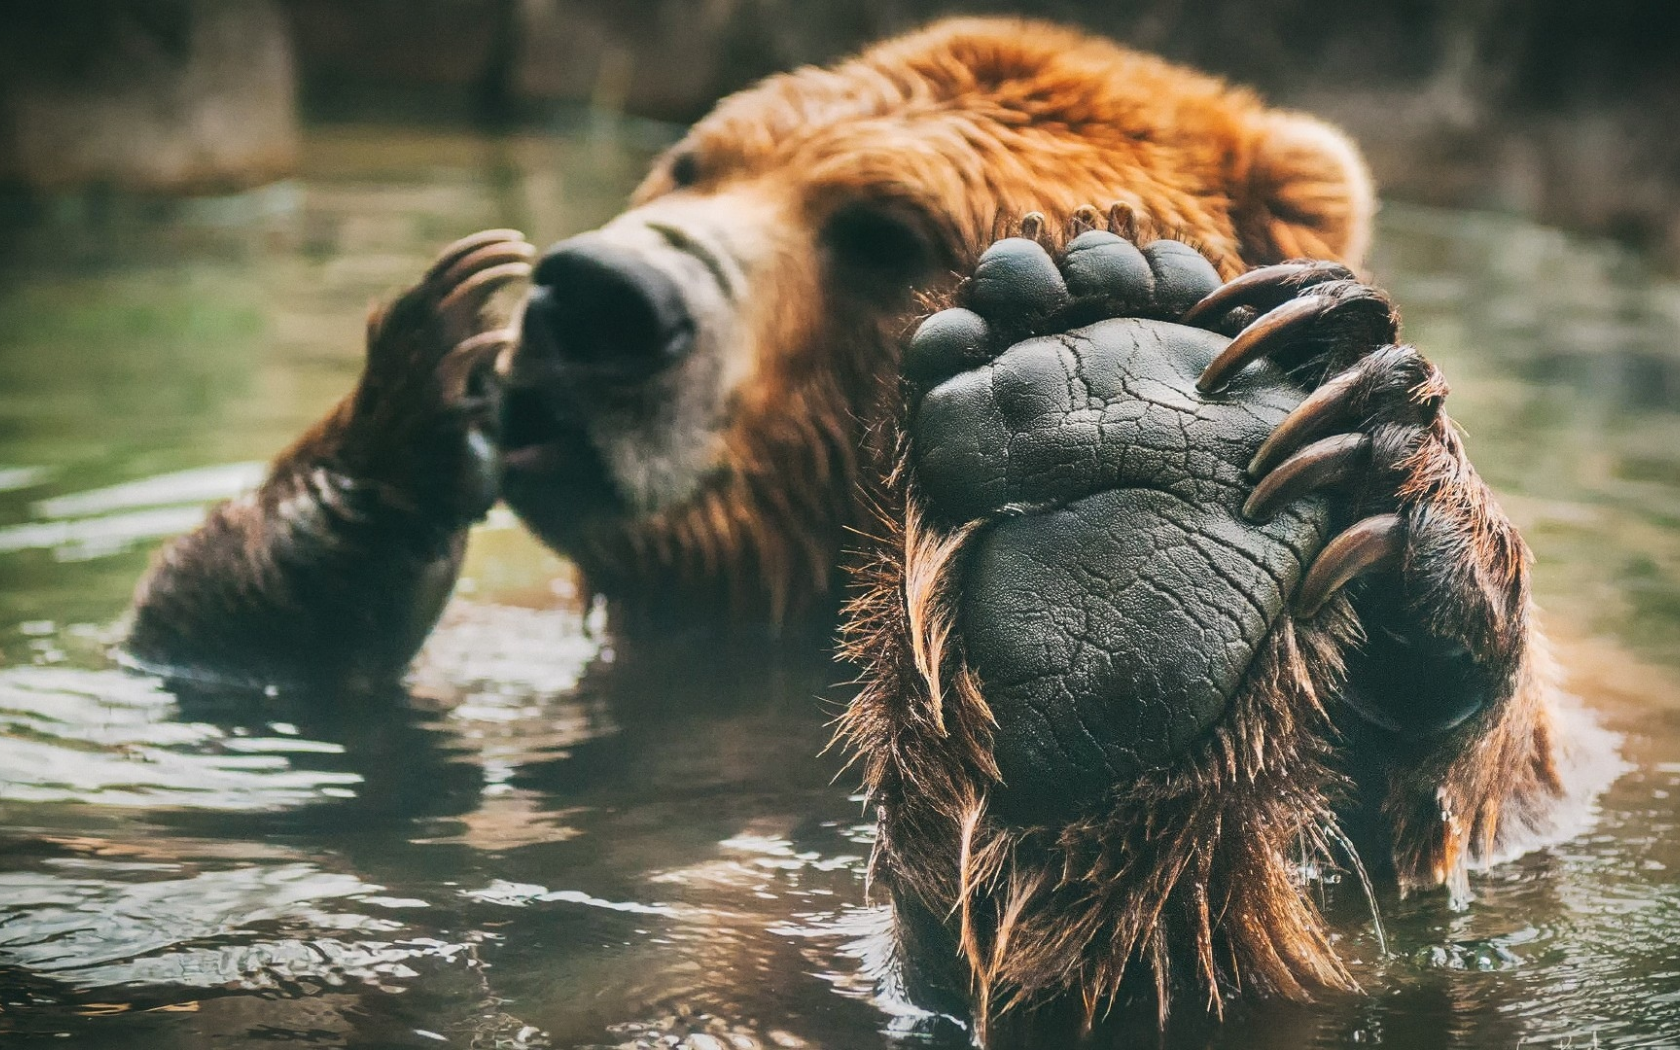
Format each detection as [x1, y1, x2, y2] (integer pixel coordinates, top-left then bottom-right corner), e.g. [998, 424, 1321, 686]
[967, 238, 1069, 319]
[905, 250, 1331, 821]
[904, 307, 993, 387]
[1060, 230, 1155, 306]
[1141, 239, 1222, 316]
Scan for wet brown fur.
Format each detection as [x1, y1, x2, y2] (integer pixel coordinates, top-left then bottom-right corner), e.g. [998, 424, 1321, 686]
[1377, 416, 1563, 888]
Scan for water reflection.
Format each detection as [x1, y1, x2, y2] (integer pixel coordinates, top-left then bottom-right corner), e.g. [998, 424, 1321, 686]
[0, 610, 889, 1048]
[0, 125, 1677, 1048]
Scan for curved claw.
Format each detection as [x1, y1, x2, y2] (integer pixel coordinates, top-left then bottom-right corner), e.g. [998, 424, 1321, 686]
[439, 329, 516, 401]
[427, 229, 528, 279]
[438, 261, 532, 318]
[1180, 261, 1353, 328]
[436, 240, 536, 291]
[453, 328, 516, 357]
[1247, 367, 1363, 478]
[1295, 513, 1403, 617]
[1197, 294, 1331, 393]
[1243, 432, 1371, 522]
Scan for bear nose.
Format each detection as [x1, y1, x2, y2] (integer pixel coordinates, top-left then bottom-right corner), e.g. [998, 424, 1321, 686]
[521, 239, 695, 382]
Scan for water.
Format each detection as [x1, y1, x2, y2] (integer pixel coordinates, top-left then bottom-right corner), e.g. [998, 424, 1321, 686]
[1, 122, 1677, 1049]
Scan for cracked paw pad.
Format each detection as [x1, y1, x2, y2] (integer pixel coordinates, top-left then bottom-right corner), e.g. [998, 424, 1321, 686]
[903, 237, 1329, 821]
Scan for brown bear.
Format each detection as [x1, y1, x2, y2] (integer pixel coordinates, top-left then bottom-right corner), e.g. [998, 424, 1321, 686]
[125, 16, 1561, 1038]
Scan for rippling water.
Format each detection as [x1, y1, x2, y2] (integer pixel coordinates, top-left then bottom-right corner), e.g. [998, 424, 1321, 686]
[1, 123, 1677, 1049]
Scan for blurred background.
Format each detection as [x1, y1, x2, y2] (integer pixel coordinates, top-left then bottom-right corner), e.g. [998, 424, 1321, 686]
[4, 0, 1680, 261]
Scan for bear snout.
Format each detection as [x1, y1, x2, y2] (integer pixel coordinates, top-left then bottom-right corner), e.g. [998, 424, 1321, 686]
[497, 221, 756, 529]
[520, 239, 697, 386]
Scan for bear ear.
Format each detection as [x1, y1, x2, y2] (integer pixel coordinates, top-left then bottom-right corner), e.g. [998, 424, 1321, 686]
[1235, 110, 1375, 268]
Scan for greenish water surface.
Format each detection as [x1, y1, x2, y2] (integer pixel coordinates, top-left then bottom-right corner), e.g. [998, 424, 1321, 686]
[0, 123, 1676, 1049]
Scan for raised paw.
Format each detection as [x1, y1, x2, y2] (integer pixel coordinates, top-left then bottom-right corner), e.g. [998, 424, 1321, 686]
[898, 228, 1333, 820]
[1183, 263, 1530, 737]
[844, 225, 1384, 1023]
[846, 228, 1548, 1026]
[345, 230, 533, 523]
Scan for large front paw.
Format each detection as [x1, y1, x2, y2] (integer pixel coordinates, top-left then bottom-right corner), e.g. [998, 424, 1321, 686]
[902, 229, 1332, 821]
[341, 230, 533, 524]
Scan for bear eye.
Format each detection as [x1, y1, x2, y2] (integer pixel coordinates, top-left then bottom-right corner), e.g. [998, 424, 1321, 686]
[668, 150, 703, 188]
[823, 202, 933, 281]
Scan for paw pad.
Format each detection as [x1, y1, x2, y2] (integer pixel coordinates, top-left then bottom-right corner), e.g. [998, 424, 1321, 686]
[1060, 230, 1152, 303]
[1138, 240, 1222, 317]
[966, 237, 1069, 319]
[904, 307, 992, 384]
[899, 229, 1337, 818]
[905, 227, 1228, 395]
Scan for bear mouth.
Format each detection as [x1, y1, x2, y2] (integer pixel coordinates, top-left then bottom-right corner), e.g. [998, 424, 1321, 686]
[498, 386, 585, 474]
[497, 384, 626, 526]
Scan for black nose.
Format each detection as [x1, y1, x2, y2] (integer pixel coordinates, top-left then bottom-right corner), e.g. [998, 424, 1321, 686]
[520, 240, 695, 382]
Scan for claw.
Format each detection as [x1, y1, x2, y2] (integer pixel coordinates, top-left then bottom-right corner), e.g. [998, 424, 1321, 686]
[1018, 211, 1046, 242]
[1295, 513, 1403, 617]
[464, 341, 510, 403]
[1197, 294, 1331, 393]
[438, 261, 532, 318]
[427, 229, 527, 279]
[1180, 261, 1353, 328]
[494, 339, 519, 377]
[441, 329, 515, 400]
[1106, 201, 1139, 239]
[436, 240, 536, 291]
[1071, 204, 1103, 233]
[1243, 432, 1371, 522]
[454, 328, 516, 356]
[1248, 367, 1363, 478]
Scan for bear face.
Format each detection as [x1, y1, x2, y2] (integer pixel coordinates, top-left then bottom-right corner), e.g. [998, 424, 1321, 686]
[495, 18, 1373, 619]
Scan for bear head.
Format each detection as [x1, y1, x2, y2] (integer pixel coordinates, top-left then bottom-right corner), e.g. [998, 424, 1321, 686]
[497, 17, 1374, 620]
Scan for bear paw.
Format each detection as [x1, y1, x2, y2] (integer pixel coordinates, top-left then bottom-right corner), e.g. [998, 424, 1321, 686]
[899, 225, 1333, 822]
[342, 229, 533, 525]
